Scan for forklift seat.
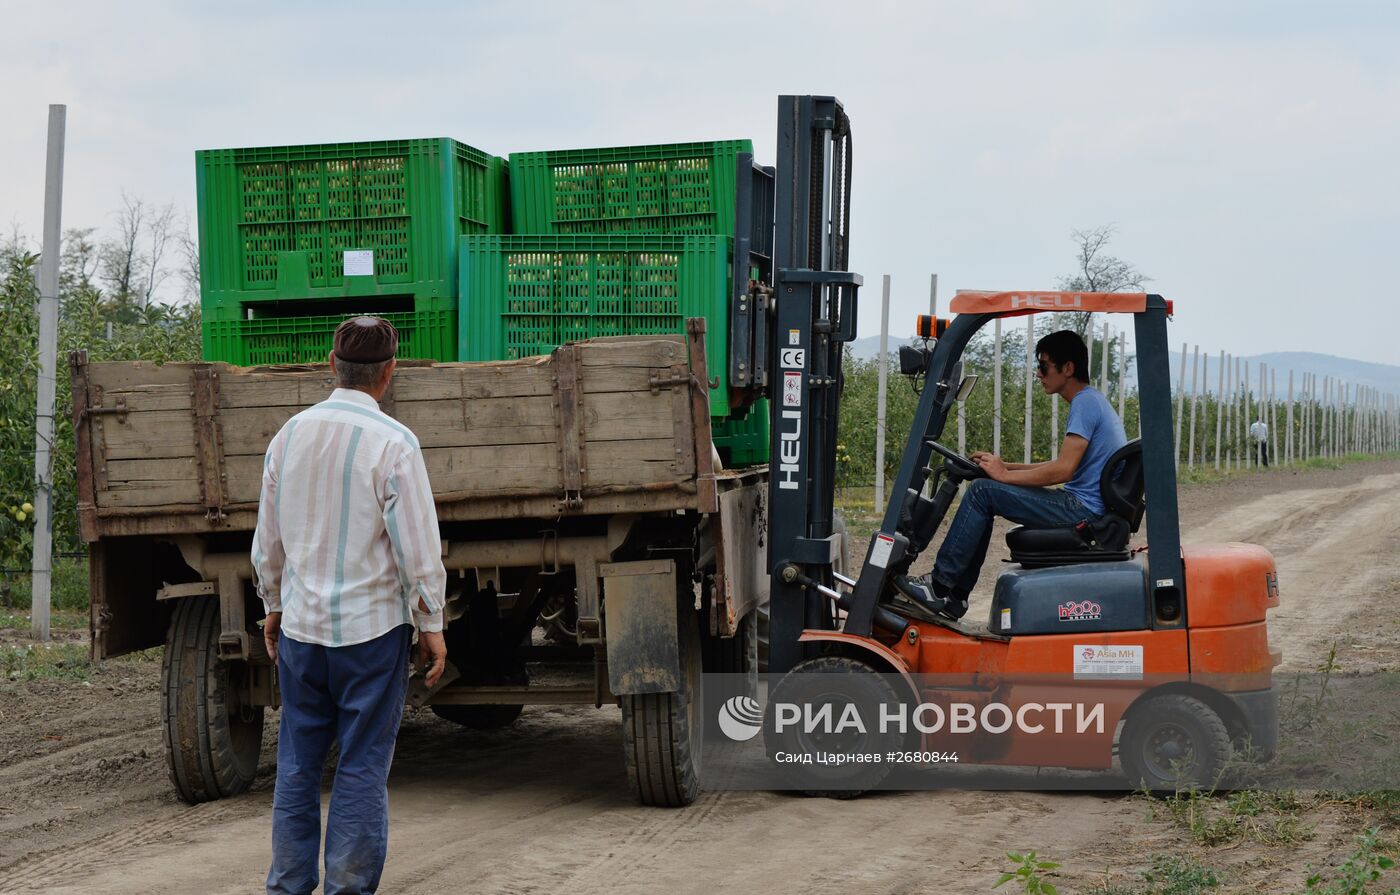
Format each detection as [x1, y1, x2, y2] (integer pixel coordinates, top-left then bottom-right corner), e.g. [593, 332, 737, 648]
[1004, 439, 1145, 568]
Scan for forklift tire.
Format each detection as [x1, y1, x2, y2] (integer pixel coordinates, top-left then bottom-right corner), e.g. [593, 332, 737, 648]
[162, 595, 264, 804]
[431, 703, 525, 730]
[766, 655, 899, 798]
[1120, 694, 1233, 792]
[622, 604, 703, 807]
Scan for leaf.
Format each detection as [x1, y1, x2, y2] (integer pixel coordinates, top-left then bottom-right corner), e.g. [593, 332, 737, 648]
[1041, 884, 1057, 895]
[992, 873, 1013, 889]
[1037, 862, 1061, 871]
[1007, 852, 1024, 863]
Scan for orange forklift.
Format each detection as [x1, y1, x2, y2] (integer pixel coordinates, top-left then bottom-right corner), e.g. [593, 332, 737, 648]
[762, 98, 1279, 791]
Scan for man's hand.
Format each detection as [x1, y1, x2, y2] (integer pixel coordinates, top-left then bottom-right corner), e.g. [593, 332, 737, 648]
[417, 631, 447, 689]
[977, 454, 1009, 482]
[263, 611, 282, 665]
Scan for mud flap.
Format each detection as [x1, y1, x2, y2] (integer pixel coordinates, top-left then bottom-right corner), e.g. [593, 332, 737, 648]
[601, 559, 680, 695]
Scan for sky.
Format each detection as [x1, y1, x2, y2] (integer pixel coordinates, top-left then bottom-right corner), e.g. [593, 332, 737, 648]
[3, 0, 1398, 365]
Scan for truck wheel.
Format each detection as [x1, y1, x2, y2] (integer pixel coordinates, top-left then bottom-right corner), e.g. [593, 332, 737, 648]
[431, 703, 525, 729]
[758, 511, 846, 672]
[765, 655, 900, 798]
[162, 595, 263, 804]
[1120, 693, 1232, 792]
[621, 606, 703, 807]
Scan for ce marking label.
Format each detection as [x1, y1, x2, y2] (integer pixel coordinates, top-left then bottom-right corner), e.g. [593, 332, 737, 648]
[780, 348, 805, 370]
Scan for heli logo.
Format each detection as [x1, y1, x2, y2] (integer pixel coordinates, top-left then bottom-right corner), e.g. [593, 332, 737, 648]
[1009, 293, 1084, 310]
[778, 408, 802, 490]
[1058, 600, 1102, 621]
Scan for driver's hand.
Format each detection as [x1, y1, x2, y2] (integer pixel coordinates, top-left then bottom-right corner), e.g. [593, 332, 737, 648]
[977, 454, 1009, 481]
[969, 451, 993, 462]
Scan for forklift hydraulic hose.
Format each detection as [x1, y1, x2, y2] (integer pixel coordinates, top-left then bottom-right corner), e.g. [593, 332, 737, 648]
[789, 569, 907, 637]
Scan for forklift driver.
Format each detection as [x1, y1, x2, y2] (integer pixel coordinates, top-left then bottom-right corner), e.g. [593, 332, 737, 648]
[895, 330, 1127, 620]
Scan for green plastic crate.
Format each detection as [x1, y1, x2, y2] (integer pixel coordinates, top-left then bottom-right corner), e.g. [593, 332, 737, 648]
[458, 234, 734, 415]
[203, 310, 455, 366]
[197, 138, 507, 320]
[509, 140, 752, 236]
[713, 399, 770, 466]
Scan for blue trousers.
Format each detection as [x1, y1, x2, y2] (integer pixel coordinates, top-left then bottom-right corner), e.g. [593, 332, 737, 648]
[931, 480, 1090, 595]
[268, 624, 412, 895]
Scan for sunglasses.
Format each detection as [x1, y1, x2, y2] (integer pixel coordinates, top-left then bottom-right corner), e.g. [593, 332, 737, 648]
[1036, 360, 1057, 376]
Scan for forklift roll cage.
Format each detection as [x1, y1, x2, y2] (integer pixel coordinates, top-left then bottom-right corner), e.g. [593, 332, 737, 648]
[843, 293, 1185, 643]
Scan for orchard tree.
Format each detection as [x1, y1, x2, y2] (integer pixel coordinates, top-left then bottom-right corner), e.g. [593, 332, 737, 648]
[1056, 225, 1149, 339]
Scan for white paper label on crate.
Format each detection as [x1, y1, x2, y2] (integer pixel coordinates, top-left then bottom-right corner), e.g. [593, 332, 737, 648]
[1073, 644, 1144, 680]
[869, 534, 896, 569]
[780, 348, 805, 370]
[1001, 608, 1012, 631]
[783, 371, 802, 407]
[344, 250, 374, 277]
[789, 329, 801, 346]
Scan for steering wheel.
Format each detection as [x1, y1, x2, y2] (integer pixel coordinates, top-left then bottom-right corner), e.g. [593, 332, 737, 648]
[927, 440, 986, 480]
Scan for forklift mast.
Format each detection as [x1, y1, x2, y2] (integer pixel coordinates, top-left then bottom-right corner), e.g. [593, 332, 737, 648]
[766, 96, 863, 675]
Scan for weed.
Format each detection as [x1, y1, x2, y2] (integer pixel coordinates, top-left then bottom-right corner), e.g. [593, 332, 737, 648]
[4, 557, 90, 611]
[1089, 855, 1222, 895]
[1141, 855, 1221, 894]
[1149, 786, 1314, 847]
[994, 851, 1061, 895]
[0, 642, 92, 681]
[1301, 828, 1398, 895]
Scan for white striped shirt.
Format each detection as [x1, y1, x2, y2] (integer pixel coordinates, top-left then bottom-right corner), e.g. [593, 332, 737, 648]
[252, 387, 446, 646]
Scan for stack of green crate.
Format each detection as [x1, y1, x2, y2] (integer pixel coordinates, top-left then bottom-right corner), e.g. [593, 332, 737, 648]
[482, 139, 769, 465]
[197, 137, 507, 364]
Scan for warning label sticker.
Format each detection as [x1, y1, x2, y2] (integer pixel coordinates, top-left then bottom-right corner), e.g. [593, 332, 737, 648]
[783, 371, 802, 407]
[869, 534, 896, 568]
[1073, 645, 1144, 680]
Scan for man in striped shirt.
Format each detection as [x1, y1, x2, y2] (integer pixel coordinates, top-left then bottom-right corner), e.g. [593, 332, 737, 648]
[253, 316, 447, 895]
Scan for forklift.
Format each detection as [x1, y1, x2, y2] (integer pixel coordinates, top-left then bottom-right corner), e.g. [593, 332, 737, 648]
[761, 96, 1280, 792]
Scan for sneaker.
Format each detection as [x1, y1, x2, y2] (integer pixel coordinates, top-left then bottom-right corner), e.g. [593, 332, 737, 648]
[893, 574, 968, 621]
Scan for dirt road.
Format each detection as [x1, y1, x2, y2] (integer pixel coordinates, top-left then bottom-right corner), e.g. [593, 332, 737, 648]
[4, 459, 1400, 894]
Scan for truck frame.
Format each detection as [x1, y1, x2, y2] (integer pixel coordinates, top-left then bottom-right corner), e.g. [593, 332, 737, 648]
[70, 321, 767, 807]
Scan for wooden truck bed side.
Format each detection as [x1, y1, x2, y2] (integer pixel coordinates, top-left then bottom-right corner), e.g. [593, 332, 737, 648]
[70, 332, 720, 540]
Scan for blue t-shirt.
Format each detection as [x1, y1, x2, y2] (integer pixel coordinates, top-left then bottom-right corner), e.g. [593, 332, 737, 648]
[1063, 386, 1127, 516]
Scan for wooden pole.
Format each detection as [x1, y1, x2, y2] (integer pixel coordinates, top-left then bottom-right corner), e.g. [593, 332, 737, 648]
[1187, 345, 1201, 468]
[1023, 316, 1035, 463]
[1174, 341, 1188, 465]
[993, 318, 1003, 457]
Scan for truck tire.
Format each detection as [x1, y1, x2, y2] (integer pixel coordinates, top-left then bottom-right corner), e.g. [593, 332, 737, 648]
[1120, 693, 1232, 792]
[758, 511, 847, 672]
[162, 595, 263, 804]
[621, 605, 703, 807]
[431, 703, 525, 729]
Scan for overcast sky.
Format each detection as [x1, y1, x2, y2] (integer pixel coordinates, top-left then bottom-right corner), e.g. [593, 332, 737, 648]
[4, 1, 1397, 365]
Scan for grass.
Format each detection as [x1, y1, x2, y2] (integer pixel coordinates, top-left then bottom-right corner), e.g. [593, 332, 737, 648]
[3, 556, 90, 611]
[1091, 855, 1222, 895]
[0, 609, 87, 631]
[1149, 787, 1316, 847]
[1, 641, 94, 681]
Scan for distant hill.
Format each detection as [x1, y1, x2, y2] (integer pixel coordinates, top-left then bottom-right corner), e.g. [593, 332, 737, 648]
[846, 338, 1400, 398]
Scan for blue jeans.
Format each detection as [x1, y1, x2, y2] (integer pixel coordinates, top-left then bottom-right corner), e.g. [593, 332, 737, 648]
[931, 480, 1091, 595]
[268, 625, 412, 895]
